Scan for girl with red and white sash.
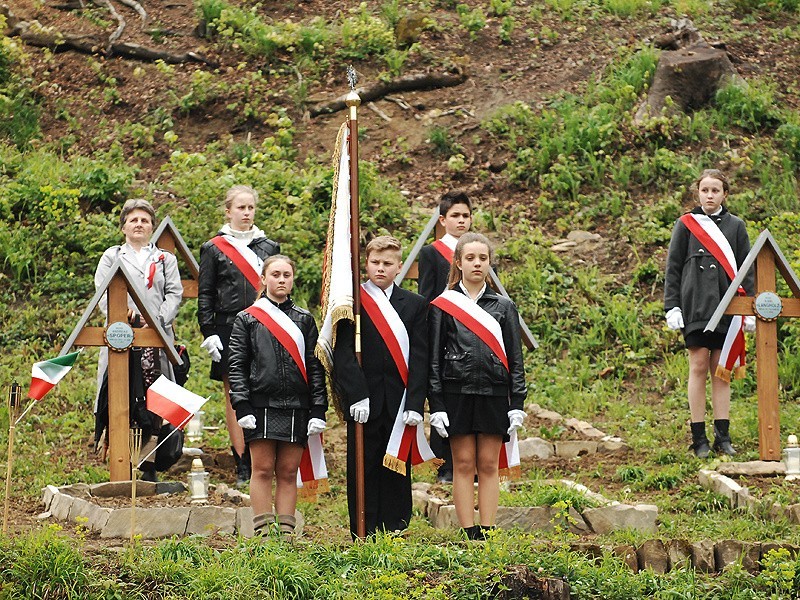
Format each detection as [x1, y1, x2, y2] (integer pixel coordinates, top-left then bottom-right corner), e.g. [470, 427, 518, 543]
[228, 255, 327, 537]
[428, 233, 528, 540]
[665, 169, 754, 458]
[198, 185, 280, 486]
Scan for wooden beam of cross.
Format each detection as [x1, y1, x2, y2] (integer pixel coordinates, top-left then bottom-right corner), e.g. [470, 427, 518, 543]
[396, 207, 539, 349]
[151, 216, 200, 298]
[60, 259, 183, 481]
[706, 229, 800, 461]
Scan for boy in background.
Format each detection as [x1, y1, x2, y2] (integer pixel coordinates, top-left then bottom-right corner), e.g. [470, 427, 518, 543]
[417, 190, 473, 482]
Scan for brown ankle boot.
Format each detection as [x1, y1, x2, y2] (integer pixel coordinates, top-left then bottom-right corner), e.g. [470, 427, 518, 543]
[277, 514, 296, 537]
[252, 512, 275, 535]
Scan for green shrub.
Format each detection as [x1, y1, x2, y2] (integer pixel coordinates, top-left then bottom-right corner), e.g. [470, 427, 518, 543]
[715, 80, 781, 132]
[339, 2, 396, 59]
[456, 3, 487, 39]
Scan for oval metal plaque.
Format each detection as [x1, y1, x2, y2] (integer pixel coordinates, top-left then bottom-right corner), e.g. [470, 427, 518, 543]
[105, 321, 135, 351]
[753, 291, 783, 321]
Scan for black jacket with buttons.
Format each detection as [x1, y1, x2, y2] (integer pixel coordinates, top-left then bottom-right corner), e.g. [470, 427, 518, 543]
[664, 207, 754, 336]
[197, 233, 280, 337]
[228, 297, 327, 421]
[427, 286, 527, 413]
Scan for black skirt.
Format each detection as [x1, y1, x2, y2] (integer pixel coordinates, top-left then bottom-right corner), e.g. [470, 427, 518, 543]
[684, 330, 727, 350]
[209, 324, 233, 382]
[243, 406, 309, 446]
[442, 393, 510, 442]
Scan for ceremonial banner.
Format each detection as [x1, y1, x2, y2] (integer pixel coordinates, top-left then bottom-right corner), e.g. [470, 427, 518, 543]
[28, 351, 81, 401]
[297, 433, 329, 498]
[146, 375, 208, 429]
[316, 123, 355, 413]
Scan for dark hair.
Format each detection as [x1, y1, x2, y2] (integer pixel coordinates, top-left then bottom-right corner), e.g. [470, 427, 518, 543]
[694, 169, 729, 194]
[259, 254, 295, 295]
[224, 185, 259, 210]
[120, 199, 156, 229]
[439, 190, 472, 217]
[365, 235, 402, 259]
[446, 232, 494, 289]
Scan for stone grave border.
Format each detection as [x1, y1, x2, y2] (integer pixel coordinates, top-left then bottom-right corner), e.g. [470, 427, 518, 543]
[40, 481, 264, 539]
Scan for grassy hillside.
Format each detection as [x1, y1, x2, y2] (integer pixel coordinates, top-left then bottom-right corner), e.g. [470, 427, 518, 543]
[2, 0, 800, 596]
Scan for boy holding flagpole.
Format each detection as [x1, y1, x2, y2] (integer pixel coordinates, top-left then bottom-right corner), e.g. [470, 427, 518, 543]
[333, 236, 430, 538]
[227, 255, 327, 537]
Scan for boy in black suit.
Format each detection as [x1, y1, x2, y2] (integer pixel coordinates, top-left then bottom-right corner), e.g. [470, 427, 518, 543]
[334, 236, 428, 538]
[417, 191, 472, 482]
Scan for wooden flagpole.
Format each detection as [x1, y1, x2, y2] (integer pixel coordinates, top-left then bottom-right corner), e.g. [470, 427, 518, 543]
[3, 381, 22, 535]
[346, 67, 366, 540]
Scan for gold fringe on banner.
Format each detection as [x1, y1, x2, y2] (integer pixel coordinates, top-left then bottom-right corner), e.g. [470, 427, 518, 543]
[297, 478, 330, 501]
[382, 454, 408, 476]
[499, 465, 522, 482]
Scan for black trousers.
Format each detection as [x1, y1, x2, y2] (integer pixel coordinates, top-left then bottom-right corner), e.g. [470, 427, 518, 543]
[346, 411, 412, 538]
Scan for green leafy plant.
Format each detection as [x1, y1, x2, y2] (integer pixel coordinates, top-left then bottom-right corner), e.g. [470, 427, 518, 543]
[456, 3, 487, 39]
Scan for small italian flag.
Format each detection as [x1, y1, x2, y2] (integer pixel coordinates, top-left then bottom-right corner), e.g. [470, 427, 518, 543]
[28, 351, 81, 401]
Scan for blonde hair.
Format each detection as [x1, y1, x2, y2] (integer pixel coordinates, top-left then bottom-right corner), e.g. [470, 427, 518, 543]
[365, 235, 402, 259]
[224, 185, 259, 210]
[446, 232, 494, 289]
[119, 198, 156, 229]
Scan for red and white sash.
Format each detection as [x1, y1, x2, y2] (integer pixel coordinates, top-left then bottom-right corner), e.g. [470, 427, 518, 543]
[211, 235, 262, 290]
[246, 299, 328, 496]
[145, 250, 165, 289]
[360, 282, 440, 476]
[681, 213, 747, 381]
[432, 238, 455, 263]
[430, 289, 520, 478]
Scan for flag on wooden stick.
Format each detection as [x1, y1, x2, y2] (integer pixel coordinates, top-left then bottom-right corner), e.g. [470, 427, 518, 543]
[28, 351, 81, 401]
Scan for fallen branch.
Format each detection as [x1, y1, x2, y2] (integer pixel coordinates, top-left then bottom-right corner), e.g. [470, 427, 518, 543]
[366, 102, 392, 122]
[116, 0, 147, 25]
[93, 0, 125, 46]
[10, 18, 214, 64]
[309, 70, 468, 117]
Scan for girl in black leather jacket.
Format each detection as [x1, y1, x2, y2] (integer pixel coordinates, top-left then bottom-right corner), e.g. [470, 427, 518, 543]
[427, 233, 527, 540]
[228, 255, 327, 536]
[197, 185, 280, 486]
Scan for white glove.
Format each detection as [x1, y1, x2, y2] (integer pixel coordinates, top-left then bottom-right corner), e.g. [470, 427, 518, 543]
[507, 409, 526, 435]
[350, 398, 370, 423]
[402, 410, 423, 426]
[430, 412, 449, 438]
[665, 307, 684, 330]
[201, 335, 223, 362]
[237, 414, 256, 430]
[307, 418, 326, 436]
[744, 316, 756, 333]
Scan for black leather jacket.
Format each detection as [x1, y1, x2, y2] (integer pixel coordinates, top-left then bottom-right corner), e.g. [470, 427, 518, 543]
[197, 234, 280, 337]
[428, 286, 527, 412]
[228, 297, 327, 421]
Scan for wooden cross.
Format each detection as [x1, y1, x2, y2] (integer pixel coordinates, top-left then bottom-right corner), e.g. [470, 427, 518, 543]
[396, 207, 538, 349]
[60, 261, 183, 481]
[151, 216, 200, 299]
[707, 230, 800, 461]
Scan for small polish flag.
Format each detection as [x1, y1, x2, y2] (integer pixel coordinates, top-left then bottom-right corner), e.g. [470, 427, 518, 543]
[28, 351, 81, 401]
[146, 375, 208, 429]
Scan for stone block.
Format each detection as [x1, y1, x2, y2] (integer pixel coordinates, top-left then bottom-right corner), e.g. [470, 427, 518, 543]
[716, 461, 785, 477]
[156, 481, 187, 495]
[559, 480, 611, 505]
[50, 492, 74, 521]
[598, 440, 630, 454]
[735, 487, 753, 510]
[101, 507, 190, 539]
[411, 482, 432, 493]
[714, 540, 744, 571]
[613, 545, 638, 572]
[430, 505, 464, 529]
[68, 497, 112, 532]
[742, 543, 761, 573]
[518, 437, 554, 460]
[667, 539, 692, 571]
[564, 418, 606, 439]
[536, 409, 563, 423]
[187, 506, 236, 536]
[569, 542, 602, 560]
[90, 481, 157, 498]
[697, 469, 714, 488]
[426, 497, 448, 524]
[691, 540, 715, 573]
[637, 539, 669, 574]
[582, 504, 657, 535]
[761, 543, 799, 563]
[412, 490, 430, 515]
[786, 504, 800, 524]
[41, 485, 59, 511]
[59, 483, 92, 499]
[554, 441, 597, 459]
[237, 507, 254, 538]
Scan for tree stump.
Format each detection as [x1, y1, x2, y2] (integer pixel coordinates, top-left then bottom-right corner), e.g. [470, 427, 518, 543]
[635, 44, 739, 122]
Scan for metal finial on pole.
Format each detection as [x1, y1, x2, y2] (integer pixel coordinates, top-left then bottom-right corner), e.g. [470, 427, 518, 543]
[3, 381, 22, 534]
[347, 65, 358, 91]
